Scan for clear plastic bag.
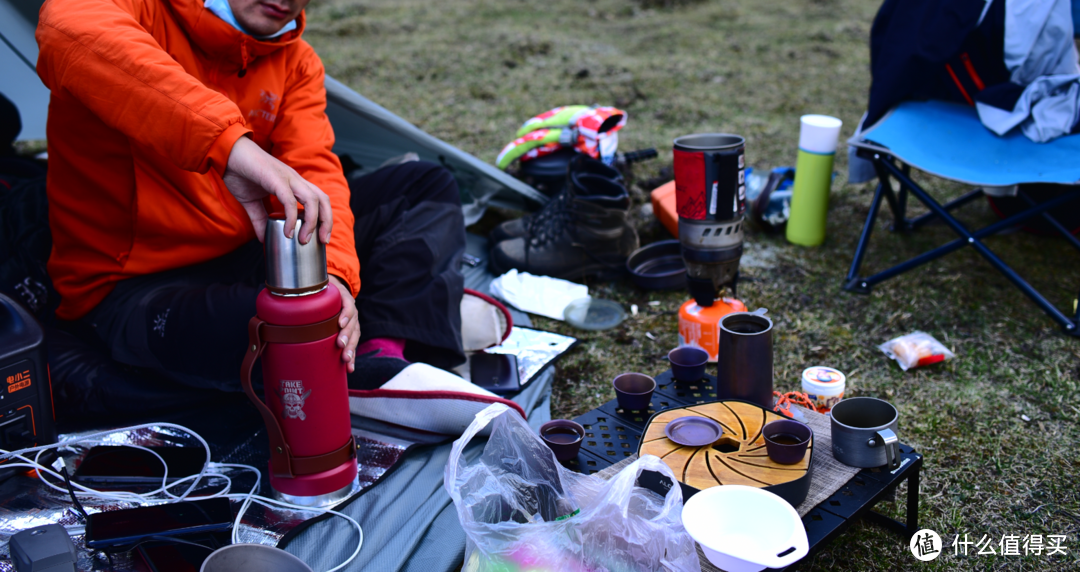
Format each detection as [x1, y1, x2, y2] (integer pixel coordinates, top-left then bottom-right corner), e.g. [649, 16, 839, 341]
[444, 404, 700, 572]
[878, 331, 956, 371]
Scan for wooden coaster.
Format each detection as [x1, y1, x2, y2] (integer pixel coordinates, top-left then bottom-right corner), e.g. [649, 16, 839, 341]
[638, 400, 811, 491]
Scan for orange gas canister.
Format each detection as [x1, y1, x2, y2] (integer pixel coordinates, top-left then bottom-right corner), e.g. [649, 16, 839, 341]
[677, 298, 747, 362]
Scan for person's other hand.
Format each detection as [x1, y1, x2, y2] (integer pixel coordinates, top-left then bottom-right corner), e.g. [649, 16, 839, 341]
[328, 275, 360, 373]
[223, 136, 333, 245]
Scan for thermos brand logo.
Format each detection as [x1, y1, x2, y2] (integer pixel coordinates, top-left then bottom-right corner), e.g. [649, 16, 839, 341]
[278, 379, 311, 421]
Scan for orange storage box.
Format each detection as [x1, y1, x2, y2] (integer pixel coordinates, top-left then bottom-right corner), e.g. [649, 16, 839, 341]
[650, 181, 679, 238]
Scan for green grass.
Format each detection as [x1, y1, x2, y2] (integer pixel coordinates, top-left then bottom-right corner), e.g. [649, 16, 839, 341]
[305, 1, 1080, 569]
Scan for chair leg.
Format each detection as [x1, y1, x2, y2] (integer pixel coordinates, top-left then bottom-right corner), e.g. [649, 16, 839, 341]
[857, 189, 1078, 288]
[908, 189, 985, 230]
[1018, 188, 1080, 253]
[844, 182, 887, 294]
[870, 155, 902, 224]
[1075, 289, 1080, 332]
[892, 163, 911, 231]
[880, 161, 1080, 335]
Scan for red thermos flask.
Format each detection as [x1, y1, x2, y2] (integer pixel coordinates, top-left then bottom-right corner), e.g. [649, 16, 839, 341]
[241, 218, 358, 505]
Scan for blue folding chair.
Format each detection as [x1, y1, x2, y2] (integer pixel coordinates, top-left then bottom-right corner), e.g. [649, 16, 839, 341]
[845, 100, 1080, 335]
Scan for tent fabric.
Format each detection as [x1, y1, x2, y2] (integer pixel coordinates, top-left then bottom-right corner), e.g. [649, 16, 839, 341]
[0, 0, 50, 141]
[282, 367, 555, 572]
[324, 78, 545, 224]
[0, 0, 543, 223]
[850, 99, 1080, 186]
[463, 233, 531, 328]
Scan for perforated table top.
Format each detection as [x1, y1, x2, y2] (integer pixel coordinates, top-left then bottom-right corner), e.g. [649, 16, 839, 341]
[570, 369, 924, 570]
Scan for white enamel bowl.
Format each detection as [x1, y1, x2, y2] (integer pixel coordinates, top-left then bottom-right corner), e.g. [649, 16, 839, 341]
[681, 485, 809, 572]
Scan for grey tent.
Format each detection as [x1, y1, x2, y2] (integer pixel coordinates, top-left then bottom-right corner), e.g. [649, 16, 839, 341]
[0, 0, 543, 224]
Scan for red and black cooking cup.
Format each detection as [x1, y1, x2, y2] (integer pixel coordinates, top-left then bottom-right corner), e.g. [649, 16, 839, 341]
[673, 134, 746, 306]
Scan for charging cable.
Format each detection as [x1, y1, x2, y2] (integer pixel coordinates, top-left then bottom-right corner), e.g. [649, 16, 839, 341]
[1, 422, 214, 505]
[0, 423, 364, 572]
[211, 462, 364, 572]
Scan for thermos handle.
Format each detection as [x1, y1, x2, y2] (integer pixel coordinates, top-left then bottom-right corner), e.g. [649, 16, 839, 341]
[241, 314, 357, 479]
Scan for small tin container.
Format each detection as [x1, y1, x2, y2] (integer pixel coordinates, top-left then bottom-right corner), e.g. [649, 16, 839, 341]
[800, 366, 845, 414]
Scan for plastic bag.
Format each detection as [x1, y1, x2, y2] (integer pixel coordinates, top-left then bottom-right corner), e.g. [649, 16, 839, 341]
[444, 404, 700, 572]
[878, 331, 956, 371]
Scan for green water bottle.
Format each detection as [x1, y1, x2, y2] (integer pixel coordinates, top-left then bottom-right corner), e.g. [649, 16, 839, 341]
[786, 115, 843, 246]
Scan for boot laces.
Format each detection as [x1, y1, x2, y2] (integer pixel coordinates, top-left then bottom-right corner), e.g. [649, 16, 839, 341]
[526, 190, 573, 246]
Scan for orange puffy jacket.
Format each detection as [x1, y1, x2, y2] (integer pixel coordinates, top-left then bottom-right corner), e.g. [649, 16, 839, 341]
[36, 0, 360, 320]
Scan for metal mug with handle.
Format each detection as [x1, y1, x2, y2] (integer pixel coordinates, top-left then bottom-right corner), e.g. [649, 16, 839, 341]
[829, 397, 901, 469]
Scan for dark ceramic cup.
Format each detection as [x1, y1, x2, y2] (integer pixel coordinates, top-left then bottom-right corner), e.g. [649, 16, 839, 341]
[612, 373, 656, 410]
[539, 419, 585, 462]
[763, 419, 813, 465]
[668, 346, 709, 381]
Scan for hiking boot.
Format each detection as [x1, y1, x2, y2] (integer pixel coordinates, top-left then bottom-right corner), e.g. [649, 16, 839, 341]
[489, 155, 622, 244]
[488, 172, 639, 280]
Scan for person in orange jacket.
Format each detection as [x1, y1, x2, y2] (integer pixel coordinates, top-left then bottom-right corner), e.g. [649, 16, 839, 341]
[36, 0, 467, 401]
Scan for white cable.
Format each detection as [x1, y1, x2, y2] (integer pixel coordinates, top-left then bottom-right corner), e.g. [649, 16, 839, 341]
[224, 493, 364, 572]
[6, 444, 199, 502]
[215, 463, 364, 572]
[1, 422, 214, 503]
[212, 463, 262, 544]
[0, 423, 364, 572]
[27, 442, 231, 504]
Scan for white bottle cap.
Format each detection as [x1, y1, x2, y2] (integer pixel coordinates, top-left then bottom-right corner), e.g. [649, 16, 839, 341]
[798, 115, 843, 155]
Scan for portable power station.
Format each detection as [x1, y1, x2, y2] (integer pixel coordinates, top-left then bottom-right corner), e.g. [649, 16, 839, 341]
[0, 292, 57, 455]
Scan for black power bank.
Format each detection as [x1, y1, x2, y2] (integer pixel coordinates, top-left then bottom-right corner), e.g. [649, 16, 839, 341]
[469, 353, 521, 395]
[85, 498, 232, 549]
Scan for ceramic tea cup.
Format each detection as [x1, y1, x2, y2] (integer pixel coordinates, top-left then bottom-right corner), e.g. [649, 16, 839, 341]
[763, 419, 813, 465]
[612, 373, 656, 410]
[539, 419, 585, 462]
[668, 346, 709, 381]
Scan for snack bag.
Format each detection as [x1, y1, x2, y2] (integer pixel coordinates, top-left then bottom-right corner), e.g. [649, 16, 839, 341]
[878, 331, 955, 371]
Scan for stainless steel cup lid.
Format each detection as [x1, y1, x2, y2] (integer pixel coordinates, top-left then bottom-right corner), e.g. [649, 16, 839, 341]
[264, 218, 328, 296]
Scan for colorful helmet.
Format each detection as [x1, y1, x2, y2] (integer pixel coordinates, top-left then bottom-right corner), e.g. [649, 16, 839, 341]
[496, 105, 627, 170]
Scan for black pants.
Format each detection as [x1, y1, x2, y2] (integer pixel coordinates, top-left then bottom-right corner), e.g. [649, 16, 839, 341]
[77, 161, 466, 393]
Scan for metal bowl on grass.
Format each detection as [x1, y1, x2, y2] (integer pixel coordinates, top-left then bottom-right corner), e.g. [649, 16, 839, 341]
[626, 240, 686, 290]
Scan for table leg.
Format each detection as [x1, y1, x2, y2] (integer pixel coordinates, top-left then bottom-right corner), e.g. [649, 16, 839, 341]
[863, 460, 921, 538]
[905, 464, 920, 535]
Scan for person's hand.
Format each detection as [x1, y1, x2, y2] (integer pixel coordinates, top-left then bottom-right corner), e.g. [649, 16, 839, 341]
[328, 275, 360, 373]
[223, 136, 333, 245]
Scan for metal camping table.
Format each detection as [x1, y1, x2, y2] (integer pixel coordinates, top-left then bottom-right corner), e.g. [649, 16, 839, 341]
[567, 370, 923, 571]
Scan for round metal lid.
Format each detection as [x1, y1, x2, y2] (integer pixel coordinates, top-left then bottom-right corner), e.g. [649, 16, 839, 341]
[563, 297, 626, 331]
